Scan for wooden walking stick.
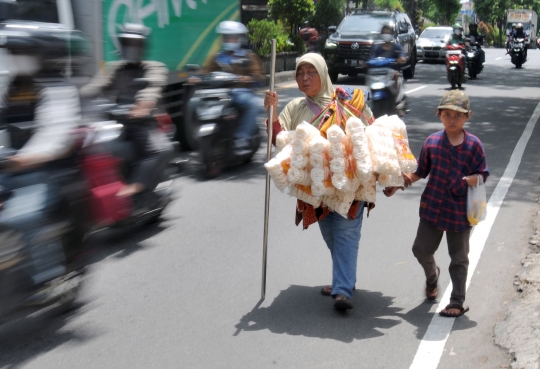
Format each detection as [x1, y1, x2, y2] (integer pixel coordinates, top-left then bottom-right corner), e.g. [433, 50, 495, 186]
[261, 39, 277, 300]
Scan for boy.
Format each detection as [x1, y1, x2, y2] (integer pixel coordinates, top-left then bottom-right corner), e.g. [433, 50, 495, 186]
[383, 90, 489, 318]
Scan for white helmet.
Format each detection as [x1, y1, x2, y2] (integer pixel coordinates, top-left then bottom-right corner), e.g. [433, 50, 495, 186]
[216, 21, 247, 35]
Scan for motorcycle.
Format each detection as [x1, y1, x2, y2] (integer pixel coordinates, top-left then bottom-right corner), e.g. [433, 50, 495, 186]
[365, 57, 408, 118]
[0, 146, 87, 324]
[510, 38, 527, 68]
[465, 38, 483, 79]
[191, 71, 262, 178]
[445, 44, 466, 89]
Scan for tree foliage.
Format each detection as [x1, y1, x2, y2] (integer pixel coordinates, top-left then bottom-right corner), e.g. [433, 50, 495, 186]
[310, 0, 346, 36]
[268, 0, 315, 35]
[247, 19, 292, 56]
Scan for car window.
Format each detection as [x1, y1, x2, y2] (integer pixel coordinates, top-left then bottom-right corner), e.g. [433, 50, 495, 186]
[338, 14, 393, 33]
[5, 0, 59, 23]
[420, 29, 452, 38]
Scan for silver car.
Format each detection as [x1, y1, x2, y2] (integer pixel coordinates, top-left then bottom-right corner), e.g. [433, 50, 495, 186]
[416, 26, 453, 62]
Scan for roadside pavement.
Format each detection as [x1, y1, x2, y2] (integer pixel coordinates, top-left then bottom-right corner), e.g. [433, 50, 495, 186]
[494, 192, 540, 369]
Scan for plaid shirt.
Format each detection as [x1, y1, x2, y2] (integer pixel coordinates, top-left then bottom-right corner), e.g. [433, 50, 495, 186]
[414, 129, 489, 232]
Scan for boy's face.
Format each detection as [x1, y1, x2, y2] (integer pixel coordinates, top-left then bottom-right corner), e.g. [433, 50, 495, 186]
[439, 109, 469, 135]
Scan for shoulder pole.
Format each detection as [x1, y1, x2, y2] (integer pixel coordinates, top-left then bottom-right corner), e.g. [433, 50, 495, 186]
[262, 39, 277, 300]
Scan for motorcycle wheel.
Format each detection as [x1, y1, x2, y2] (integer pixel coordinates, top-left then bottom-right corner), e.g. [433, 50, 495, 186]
[201, 137, 225, 179]
[371, 98, 395, 119]
[329, 71, 339, 83]
[469, 63, 477, 79]
[449, 72, 457, 89]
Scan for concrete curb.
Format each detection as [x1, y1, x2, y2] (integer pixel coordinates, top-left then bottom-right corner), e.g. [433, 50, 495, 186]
[494, 196, 540, 369]
[264, 71, 296, 87]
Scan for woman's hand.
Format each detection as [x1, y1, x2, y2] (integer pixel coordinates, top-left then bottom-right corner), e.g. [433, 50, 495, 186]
[264, 90, 278, 120]
[383, 186, 404, 197]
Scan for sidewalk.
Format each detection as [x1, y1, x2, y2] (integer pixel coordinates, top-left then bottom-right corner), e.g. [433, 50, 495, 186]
[494, 194, 540, 369]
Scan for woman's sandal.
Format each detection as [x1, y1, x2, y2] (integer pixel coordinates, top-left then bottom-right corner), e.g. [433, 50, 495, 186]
[439, 303, 469, 318]
[425, 266, 440, 301]
[334, 294, 353, 310]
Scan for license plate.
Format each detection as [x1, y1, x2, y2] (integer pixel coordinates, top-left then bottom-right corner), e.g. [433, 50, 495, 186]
[425, 52, 439, 57]
[346, 59, 359, 66]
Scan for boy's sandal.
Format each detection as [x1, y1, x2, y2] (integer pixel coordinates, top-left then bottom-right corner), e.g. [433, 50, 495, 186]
[333, 294, 354, 310]
[439, 303, 469, 318]
[320, 285, 356, 296]
[425, 266, 440, 301]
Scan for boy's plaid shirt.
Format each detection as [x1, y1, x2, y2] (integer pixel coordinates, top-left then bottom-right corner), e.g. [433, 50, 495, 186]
[414, 129, 489, 232]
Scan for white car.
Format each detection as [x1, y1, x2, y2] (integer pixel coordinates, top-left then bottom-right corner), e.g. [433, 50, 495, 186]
[416, 26, 453, 62]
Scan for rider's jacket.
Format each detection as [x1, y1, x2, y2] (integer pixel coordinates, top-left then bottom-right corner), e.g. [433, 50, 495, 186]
[201, 49, 265, 89]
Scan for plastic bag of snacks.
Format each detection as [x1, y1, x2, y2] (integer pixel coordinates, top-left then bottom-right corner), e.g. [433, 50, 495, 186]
[365, 123, 401, 177]
[345, 117, 373, 182]
[276, 130, 296, 154]
[323, 190, 356, 218]
[379, 115, 417, 173]
[264, 144, 292, 191]
[290, 184, 321, 208]
[355, 174, 377, 203]
[309, 135, 335, 197]
[327, 125, 360, 192]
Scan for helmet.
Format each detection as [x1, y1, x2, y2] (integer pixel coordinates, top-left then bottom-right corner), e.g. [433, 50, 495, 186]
[517, 23, 524, 29]
[453, 23, 463, 30]
[380, 22, 395, 34]
[216, 21, 247, 35]
[216, 21, 247, 51]
[469, 23, 478, 31]
[118, 23, 149, 63]
[512, 23, 517, 28]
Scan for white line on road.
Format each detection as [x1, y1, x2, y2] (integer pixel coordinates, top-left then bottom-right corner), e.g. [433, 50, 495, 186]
[405, 85, 428, 94]
[409, 101, 540, 369]
[496, 57, 503, 60]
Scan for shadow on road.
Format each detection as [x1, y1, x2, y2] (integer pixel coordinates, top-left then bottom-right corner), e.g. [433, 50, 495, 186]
[234, 285, 402, 343]
[396, 300, 478, 340]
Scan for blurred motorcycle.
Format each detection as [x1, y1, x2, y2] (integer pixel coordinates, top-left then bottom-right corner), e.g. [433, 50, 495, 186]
[365, 57, 407, 117]
[510, 38, 527, 68]
[189, 71, 262, 178]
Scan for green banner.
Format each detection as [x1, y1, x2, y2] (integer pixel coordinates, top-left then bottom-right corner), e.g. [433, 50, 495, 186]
[103, 0, 239, 71]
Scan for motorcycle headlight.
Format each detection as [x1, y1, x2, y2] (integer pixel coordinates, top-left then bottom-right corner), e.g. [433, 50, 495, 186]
[467, 52, 475, 58]
[449, 60, 458, 64]
[371, 82, 386, 90]
[325, 39, 338, 49]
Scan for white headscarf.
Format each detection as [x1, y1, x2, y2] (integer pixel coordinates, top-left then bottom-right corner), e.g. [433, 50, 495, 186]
[278, 53, 335, 131]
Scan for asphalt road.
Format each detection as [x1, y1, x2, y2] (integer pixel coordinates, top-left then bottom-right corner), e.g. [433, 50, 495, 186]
[2, 48, 540, 369]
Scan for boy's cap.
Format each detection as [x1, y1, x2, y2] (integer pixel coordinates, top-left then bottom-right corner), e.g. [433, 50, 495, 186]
[437, 90, 470, 113]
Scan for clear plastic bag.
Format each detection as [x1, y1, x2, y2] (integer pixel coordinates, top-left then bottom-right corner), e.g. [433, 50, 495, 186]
[467, 174, 487, 226]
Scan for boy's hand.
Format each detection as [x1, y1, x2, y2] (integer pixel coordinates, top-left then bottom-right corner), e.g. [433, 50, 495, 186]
[383, 186, 404, 197]
[463, 175, 479, 187]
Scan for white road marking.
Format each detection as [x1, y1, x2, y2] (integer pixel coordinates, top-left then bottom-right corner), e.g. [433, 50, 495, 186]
[409, 101, 540, 369]
[405, 85, 428, 94]
[496, 57, 503, 60]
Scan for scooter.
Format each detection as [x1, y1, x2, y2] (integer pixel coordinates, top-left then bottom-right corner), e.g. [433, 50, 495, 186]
[0, 147, 87, 324]
[365, 57, 407, 118]
[510, 38, 527, 68]
[192, 71, 262, 178]
[445, 44, 466, 89]
[465, 37, 483, 79]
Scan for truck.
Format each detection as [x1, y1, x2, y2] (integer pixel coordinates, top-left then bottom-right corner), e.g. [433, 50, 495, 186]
[506, 9, 537, 49]
[0, 0, 242, 149]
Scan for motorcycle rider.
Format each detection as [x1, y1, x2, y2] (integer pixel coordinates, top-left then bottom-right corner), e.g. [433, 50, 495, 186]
[188, 21, 265, 155]
[448, 23, 466, 45]
[510, 23, 528, 60]
[0, 23, 84, 288]
[506, 23, 517, 54]
[369, 23, 407, 115]
[79, 23, 171, 209]
[466, 23, 485, 71]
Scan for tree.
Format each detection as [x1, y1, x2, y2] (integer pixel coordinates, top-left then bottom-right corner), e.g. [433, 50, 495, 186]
[268, 0, 315, 35]
[475, 0, 511, 47]
[310, 0, 345, 36]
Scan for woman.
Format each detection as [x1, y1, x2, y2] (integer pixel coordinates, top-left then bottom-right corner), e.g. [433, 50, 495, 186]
[264, 53, 374, 310]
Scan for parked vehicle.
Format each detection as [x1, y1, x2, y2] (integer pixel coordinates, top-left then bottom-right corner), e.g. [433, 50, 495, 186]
[506, 9, 538, 49]
[446, 44, 466, 89]
[192, 71, 262, 178]
[323, 9, 417, 82]
[510, 38, 527, 68]
[416, 26, 453, 62]
[0, 0, 242, 151]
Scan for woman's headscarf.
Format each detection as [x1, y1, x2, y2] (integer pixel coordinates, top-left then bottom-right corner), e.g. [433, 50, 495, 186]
[295, 53, 335, 108]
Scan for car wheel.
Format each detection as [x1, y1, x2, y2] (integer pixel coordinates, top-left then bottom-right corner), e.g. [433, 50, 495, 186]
[403, 53, 416, 80]
[329, 71, 339, 83]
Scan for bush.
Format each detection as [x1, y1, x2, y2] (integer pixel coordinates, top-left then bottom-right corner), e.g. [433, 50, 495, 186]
[289, 34, 307, 55]
[478, 21, 494, 46]
[248, 19, 291, 56]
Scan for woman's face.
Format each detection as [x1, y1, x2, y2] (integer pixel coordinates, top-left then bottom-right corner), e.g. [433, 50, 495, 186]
[296, 63, 322, 97]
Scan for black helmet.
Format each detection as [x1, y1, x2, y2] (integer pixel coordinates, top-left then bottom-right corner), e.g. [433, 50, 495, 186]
[469, 23, 478, 31]
[118, 23, 148, 63]
[380, 22, 395, 34]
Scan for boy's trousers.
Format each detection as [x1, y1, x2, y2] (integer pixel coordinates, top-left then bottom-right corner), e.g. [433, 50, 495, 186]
[412, 220, 471, 306]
